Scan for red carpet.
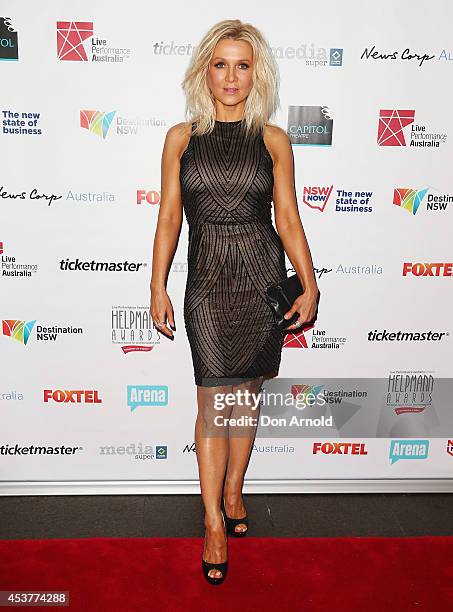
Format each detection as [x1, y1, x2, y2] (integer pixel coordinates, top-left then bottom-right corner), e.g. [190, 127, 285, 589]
[1, 536, 452, 611]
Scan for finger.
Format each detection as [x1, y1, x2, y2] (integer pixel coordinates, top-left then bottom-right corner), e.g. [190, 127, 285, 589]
[167, 307, 176, 331]
[153, 314, 174, 338]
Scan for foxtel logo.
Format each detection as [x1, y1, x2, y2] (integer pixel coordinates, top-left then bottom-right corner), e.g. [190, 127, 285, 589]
[303, 186, 333, 211]
[313, 442, 367, 455]
[137, 190, 161, 205]
[44, 390, 102, 403]
[402, 262, 453, 277]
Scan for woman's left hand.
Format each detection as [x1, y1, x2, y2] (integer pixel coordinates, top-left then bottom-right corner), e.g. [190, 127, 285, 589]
[283, 288, 319, 331]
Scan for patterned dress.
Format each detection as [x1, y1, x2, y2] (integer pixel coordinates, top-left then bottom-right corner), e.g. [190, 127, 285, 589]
[180, 119, 287, 387]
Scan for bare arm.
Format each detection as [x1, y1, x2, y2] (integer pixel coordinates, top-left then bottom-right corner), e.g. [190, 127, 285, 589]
[264, 125, 319, 329]
[149, 122, 190, 338]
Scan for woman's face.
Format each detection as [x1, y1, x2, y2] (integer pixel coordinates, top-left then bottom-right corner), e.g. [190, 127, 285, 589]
[206, 38, 254, 112]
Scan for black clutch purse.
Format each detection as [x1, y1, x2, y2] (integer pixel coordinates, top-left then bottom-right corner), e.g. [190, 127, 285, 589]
[265, 273, 304, 331]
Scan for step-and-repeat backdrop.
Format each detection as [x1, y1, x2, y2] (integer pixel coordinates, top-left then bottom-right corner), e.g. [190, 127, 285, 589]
[1, 1, 452, 493]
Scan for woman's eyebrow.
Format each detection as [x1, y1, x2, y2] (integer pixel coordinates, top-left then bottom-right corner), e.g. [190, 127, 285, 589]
[212, 57, 251, 62]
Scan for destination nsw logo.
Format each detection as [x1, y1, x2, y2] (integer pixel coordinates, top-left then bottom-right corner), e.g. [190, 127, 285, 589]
[80, 109, 164, 140]
[56, 21, 131, 62]
[59, 258, 146, 272]
[394, 187, 452, 215]
[303, 185, 373, 212]
[112, 306, 161, 353]
[2, 319, 83, 344]
[377, 109, 447, 147]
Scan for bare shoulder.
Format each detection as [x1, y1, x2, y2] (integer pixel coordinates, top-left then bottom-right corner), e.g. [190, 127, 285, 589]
[262, 122, 291, 164]
[163, 121, 192, 159]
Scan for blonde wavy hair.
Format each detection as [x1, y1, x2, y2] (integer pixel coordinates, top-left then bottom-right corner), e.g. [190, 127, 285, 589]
[181, 19, 280, 137]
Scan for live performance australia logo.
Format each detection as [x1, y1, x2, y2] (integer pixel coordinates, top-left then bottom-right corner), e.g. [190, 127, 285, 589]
[287, 106, 333, 146]
[0, 17, 18, 60]
[377, 109, 447, 147]
[1, 241, 38, 278]
[56, 21, 131, 62]
[111, 306, 161, 353]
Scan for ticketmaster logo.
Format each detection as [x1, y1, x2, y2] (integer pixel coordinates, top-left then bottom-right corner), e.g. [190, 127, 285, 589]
[389, 439, 429, 464]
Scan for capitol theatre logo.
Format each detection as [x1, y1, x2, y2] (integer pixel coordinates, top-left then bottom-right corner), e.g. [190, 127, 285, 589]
[288, 105, 333, 146]
[0, 17, 18, 60]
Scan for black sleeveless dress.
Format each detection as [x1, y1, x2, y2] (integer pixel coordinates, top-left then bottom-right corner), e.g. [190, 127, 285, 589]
[180, 119, 288, 387]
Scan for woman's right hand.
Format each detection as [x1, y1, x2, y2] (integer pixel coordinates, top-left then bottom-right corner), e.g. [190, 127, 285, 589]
[150, 286, 175, 339]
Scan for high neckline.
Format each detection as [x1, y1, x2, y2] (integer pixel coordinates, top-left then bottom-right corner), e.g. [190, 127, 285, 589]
[215, 119, 243, 124]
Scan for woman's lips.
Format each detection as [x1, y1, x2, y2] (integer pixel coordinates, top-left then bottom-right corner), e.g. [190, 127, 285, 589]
[224, 88, 238, 94]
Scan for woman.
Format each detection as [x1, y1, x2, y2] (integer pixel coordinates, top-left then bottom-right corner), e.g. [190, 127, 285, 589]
[150, 19, 319, 584]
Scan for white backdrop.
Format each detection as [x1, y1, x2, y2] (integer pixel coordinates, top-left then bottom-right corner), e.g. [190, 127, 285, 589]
[1, 1, 452, 494]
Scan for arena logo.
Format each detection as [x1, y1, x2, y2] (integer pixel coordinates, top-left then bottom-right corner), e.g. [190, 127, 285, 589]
[111, 306, 161, 353]
[386, 372, 433, 415]
[0, 390, 24, 401]
[368, 329, 449, 342]
[303, 185, 373, 213]
[389, 439, 429, 464]
[2, 319, 83, 345]
[127, 385, 168, 412]
[402, 262, 452, 277]
[0, 185, 62, 206]
[0, 17, 18, 60]
[0, 443, 83, 456]
[288, 106, 333, 146]
[56, 21, 131, 62]
[137, 190, 161, 206]
[272, 43, 343, 67]
[44, 389, 102, 404]
[80, 109, 165, 140]
[0, 241, 38, 277]
[59, 258, 147, 272]
[312, 442, 368, 455]
[393, 187, 453, 215]
[99, 443, 168, 460]
[2, 109, 42, 135]
[377, 109, 447, 147]
[361, 45, 435, 67]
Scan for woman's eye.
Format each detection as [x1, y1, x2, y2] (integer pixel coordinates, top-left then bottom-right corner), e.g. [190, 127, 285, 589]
[214, 62, 249, 69]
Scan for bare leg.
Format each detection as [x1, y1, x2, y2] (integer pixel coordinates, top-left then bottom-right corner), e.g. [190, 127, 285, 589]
[195, 382, 233, 579]
[223, 375, 264, 533]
